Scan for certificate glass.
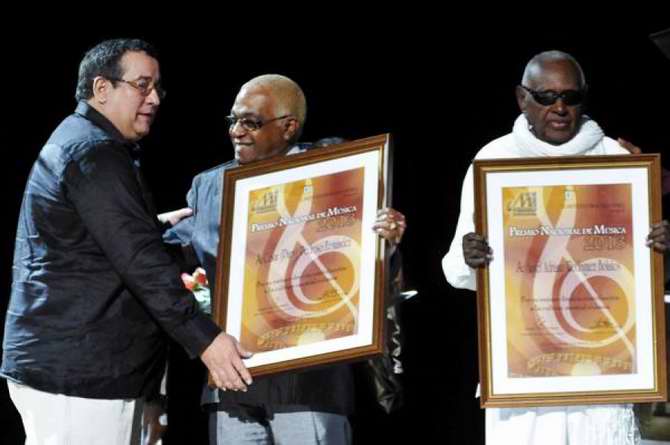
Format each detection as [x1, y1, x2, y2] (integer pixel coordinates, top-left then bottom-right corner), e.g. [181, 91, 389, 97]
[213, 135, 391, 376]
[474, 154, 666, 407]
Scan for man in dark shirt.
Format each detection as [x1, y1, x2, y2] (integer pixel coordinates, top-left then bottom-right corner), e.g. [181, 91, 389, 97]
[2, 38, 252, 444]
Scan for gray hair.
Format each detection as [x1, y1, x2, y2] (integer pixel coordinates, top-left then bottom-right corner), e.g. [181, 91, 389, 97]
[242, 74, 307, 130]
[521, 50, 586, 88]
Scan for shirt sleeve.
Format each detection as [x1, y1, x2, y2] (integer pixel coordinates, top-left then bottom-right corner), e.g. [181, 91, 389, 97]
[162, 178, 200, 272]
[64, 142, 220, 358]
[163, 180, 197, 246]
[442, 164, 477, 291]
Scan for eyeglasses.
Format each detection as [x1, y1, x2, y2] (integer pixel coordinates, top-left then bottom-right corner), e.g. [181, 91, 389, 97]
[108, 77, 166, 100]
[225, 114, 291, 132]
[520, 85, 585, 106]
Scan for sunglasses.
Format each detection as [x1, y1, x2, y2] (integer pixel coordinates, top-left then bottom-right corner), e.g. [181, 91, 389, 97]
[520, 85, 585, 106]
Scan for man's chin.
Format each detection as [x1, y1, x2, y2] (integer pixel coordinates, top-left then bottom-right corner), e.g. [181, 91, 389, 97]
[544, 129, 577, 145]
[235, 147, 257, 164]
[131, 125, 151, 141]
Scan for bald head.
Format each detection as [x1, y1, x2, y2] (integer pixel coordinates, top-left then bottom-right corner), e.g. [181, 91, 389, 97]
[241, 74, 307, 130]
[516, 51, 586, 145]
[521, 50, 586, 89]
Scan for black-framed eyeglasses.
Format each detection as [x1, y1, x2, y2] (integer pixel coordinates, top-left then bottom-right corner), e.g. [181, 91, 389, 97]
[225, 114, 291, 132]
[520, 85, 585, 106]
[107, 77, 166, 100]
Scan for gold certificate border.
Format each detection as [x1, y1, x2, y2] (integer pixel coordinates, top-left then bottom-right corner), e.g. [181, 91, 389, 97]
[212, 134, 391, 379]
[473, 154, 666, 408]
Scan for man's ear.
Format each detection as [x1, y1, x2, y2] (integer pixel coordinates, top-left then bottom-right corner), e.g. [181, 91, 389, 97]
[515, 85, 527, 113]
[92, 76, 110, 105]
[283, 117, 299, 142]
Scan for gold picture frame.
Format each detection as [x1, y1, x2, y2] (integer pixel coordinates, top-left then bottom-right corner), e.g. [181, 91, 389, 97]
[213, 134, 392, 377]
[474, 154, 666, 407]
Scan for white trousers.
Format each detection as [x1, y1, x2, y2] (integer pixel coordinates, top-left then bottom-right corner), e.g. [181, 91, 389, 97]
[486, 405, 640, 445]
[7, 380, 142, 445]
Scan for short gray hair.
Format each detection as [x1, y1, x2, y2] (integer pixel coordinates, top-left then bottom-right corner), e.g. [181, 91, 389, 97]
[242, 74, 307, 129]
[521, 50, 586, 88]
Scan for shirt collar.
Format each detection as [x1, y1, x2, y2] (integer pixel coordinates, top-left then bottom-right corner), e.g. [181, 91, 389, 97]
[75, 101, 141, 158]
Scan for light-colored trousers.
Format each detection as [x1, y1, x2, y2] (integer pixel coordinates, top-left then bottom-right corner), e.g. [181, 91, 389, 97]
[209, 409, 351, 445]
[486, 405, 640, 445]
[7, 380, 143, 445]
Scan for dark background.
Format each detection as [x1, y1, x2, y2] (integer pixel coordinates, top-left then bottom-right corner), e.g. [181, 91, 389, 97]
[2, 17, 670, 444]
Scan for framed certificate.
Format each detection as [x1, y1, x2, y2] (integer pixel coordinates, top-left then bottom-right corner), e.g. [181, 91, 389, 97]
[213, 134, 391, 377]
[474, 154, 666, 407]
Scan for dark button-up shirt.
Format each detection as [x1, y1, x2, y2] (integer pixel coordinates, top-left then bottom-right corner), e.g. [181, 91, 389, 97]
[2, 102, 220, 399]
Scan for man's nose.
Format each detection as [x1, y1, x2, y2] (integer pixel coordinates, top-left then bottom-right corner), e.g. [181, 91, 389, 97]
[229, 120, 247, 137]
[146, 87, 161, 106]
[552, 98, 568, 114]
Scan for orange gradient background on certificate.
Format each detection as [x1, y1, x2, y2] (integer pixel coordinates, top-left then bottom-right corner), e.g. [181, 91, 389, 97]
[503, 184, 635, 378]
[240, 168, 364, 353]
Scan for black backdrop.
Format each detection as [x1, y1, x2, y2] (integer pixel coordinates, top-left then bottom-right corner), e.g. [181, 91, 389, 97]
[2, 18, 670, 444]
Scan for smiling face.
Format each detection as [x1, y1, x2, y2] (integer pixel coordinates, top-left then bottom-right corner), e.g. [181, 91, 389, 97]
[93, 50, 161, 141]
[516, 58, 585, 145]
[229, 84, 298, 164]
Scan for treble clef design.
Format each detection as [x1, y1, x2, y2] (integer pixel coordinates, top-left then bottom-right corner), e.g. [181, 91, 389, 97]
[265, 178, 360, 324]
[529, 185, 635, 357]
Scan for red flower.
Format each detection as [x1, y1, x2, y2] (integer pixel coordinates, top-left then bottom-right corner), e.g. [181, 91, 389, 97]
[181, 267, 209, 292]
[193, 267, 209, 287]
[181, 273, 196, 291]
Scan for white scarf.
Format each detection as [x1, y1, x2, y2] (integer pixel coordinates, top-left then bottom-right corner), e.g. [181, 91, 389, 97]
[512, 114, 605, 157]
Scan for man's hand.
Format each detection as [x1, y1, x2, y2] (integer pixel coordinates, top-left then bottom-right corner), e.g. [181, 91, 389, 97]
[617, 138, 642, 154]
[200, 332, 253, 392]
[157, 207, 193, 226]
[647, 221, 670, 253]
[373, 208, 406, 252]
[462, 232, 493, 268]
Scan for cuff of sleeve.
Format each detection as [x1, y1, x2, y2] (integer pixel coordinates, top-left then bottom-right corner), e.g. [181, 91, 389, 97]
[172, 313, 221, 359]
[157, 219, 172, 234]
